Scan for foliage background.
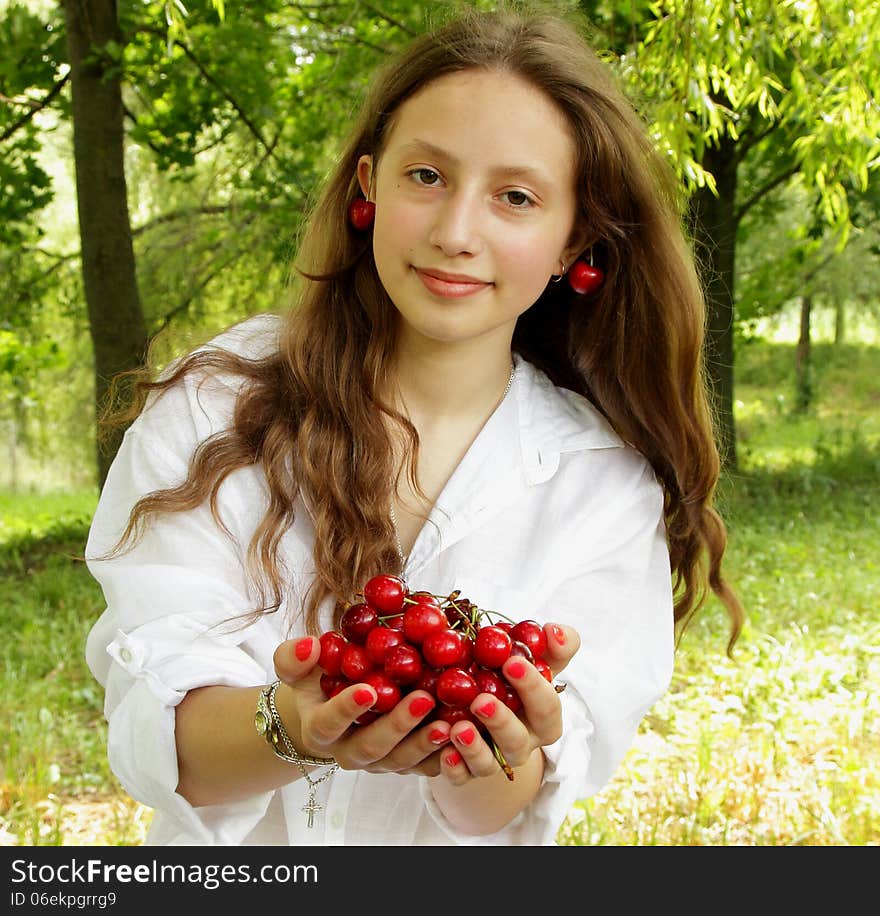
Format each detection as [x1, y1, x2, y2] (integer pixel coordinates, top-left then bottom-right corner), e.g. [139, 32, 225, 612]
[0, 0, 878, 845]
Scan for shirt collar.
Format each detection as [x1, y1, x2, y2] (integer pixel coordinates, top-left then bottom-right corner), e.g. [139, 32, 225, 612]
[512, 353, 623, 486]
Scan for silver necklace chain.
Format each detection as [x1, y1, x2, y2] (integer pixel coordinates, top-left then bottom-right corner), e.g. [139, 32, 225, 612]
[389, 360, 516, 567]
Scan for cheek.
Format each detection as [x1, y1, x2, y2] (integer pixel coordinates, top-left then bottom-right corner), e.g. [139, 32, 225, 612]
[374, 197, 423, 260]
[497, 233, 560, 285]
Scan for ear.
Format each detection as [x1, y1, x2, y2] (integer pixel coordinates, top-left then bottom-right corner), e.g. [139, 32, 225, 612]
[561, 224, 592, 268]
[357, 155, 374, 200]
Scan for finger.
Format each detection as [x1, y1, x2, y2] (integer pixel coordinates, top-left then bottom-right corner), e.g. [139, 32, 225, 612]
[364, 717, 452, 776]
[470, 694, 532, 769]
[336, 689, 439, 767]
[306, 681, 378, 753]
[273, 636, 321, 684]
[502, 655, 563, 747]
[447, 720, 501, 779]
[541, 623, 580, 677]
[440, 747, 470, 785]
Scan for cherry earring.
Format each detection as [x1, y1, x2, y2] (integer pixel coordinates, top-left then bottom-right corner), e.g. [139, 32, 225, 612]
[348, 197, 375, 231]
[568, 251, 605, 295]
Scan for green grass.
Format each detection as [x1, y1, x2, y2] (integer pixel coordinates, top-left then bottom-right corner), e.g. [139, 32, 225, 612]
[1, 338, 878, 845]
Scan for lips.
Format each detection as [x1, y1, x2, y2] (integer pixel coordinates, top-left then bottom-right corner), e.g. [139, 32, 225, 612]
[415, 268, 492, 298]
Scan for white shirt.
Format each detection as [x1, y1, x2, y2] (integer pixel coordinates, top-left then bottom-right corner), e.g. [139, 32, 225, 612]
[84, 313, 674, 846]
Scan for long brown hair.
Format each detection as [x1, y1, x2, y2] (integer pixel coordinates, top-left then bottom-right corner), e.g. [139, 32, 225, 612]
[99, 8, 744, 651]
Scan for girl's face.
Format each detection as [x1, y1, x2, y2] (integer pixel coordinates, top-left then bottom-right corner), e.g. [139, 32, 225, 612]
[359, 68, 583, 352]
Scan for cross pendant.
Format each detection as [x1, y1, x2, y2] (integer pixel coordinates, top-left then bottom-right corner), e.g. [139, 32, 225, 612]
[303, 793, 322, 829]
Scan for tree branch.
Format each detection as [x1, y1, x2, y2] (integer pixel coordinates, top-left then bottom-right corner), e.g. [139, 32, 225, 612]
[735, 164, 800, 225]
[132, 205, 232, 237]
[0, 73, 70, 142]
[733, 118, 781, 167]
[358, 2, 416, 36]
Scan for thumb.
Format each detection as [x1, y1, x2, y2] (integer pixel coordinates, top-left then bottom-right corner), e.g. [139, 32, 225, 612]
[542, 623, 580, 677]
[274, 636, 321, 685]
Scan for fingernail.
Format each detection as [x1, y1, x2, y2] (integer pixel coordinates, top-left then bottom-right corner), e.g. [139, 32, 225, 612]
[550, 624, 566, 646]
[445, 750, 462, 767]
[295, 637, 313, 661]
[429, 728, 448, 745]
[476, 701, 496, 718]
[409, 696, 434, 717]
[354, 688, 374, 707]
[507, 660, 527, 679]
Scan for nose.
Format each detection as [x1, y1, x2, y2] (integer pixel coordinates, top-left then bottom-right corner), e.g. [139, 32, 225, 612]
[428, 188, 484, 257]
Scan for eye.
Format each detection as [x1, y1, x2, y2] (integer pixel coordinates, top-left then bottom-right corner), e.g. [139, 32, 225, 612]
[501, 189, 535, 209]
[408, 168, 442, 186]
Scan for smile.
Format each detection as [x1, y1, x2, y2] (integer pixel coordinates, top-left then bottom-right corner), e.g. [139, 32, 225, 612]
[415, 268, 492, 298]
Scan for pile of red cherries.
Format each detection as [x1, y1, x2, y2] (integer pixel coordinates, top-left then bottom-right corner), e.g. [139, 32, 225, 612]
[318, 575, 555, 739]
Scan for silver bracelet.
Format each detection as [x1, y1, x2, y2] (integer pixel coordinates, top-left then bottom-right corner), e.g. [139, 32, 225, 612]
[255, 680, 337, 766]
[255, 680, 339, 828]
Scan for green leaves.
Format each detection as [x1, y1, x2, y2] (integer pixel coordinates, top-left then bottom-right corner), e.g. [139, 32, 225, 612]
[627, 0, 880, 237]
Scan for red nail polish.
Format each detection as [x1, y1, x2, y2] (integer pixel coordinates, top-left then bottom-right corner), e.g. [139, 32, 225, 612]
[409, 696, 434, 717]
[507, 660, 527, 679]
[354, 688, 374, 707]
[456, 727, 476, 746]
[445, 750, 462, 767]
[295, 638, 313, 661]
[476, 701, 496, 718]
[550, 624, 566, 646]
[429, 728, 448, 744]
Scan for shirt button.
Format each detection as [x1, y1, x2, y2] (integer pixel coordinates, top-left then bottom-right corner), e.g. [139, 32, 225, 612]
[119, 648, 133, 663]
[330, 811, 344, 830]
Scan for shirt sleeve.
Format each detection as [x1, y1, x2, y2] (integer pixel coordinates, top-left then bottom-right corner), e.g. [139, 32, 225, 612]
[418, 449, 674, 846]
[84, 378, 281, 845]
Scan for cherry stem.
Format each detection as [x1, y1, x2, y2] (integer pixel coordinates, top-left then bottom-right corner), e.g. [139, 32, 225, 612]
[491, 740, 515, 782]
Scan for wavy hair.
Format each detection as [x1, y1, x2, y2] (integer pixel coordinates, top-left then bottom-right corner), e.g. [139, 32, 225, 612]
[101, 7, 744, 651]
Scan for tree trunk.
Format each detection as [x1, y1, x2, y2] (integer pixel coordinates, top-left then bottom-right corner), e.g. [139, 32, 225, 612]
[834, 300, 846, 344]
[795, 294, 812, 412]
[689, 135, 739, 469]
[63, 0, 148, 488]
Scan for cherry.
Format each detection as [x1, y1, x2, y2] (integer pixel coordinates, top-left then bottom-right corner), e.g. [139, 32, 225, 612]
[365, 625, 405, 665]
[348, 198, 375, 231]
[403, 602, 447, 645]
[510, 619, 547, 659]
[433, 706, 478, 727]
[501, 684, 523, 713]
[415, 666, 442, 697]
[319, 673, 348, 699]
[533, 657, 553, 682]
[568, 260, 605, 296]
[383, 643, 424, 685]
[474, 667, 507, 699]
[363, 671, 402, 713]
[363, 574, 408, 614]
[409, 590, 442, 608]
[383, 613, 406, 632]
[473, 625, 513, 669]
[354, 709, 381, 726]
[422, 628, 467, 668]
[317, 630, 347, 676]
[509, 639, 534, 663]
[340, 643, 373, 681]
[340, 602, 379, 644]
[436, 667, 479, 707]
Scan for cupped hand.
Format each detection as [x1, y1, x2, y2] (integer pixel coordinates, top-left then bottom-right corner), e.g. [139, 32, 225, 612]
[439, 622, 580, 785]
[273, 637, 451, 776]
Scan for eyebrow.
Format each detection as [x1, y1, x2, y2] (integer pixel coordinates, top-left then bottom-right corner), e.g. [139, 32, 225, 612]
[396, 139, 553, 185]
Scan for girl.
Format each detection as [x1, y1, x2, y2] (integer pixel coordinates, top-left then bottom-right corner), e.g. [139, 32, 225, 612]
[85, 7, 743, 846]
